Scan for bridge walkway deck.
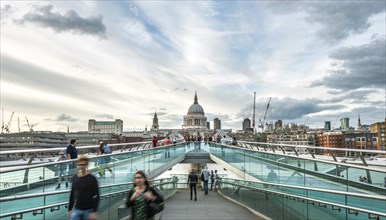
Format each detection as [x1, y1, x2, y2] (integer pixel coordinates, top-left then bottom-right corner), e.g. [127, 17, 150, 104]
[161, 189, 262, 220]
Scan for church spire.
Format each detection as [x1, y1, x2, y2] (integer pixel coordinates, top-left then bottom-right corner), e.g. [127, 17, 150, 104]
[152, 111, 159, 130]
[358, 113, 362, 129]
[194, 91, 198, 104]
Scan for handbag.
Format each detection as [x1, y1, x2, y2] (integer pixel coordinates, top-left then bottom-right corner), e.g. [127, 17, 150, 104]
[148, 201, 164, 216]
[147, 187, 165, 217]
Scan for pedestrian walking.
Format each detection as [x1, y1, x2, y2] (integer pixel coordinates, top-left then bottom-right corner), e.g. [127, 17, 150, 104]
[152, 136, 158, 148]
[97, 142, 114, 178]
[68, 155, 100, 220]
[55, 150, 69, 190]
[126, 171, 164, 220]
[66, 139, 78, 177]
[210, 170, 214, 191]
[200, 166, 210, 195]
[213, 170, 219, 191]
[187, 169, 198, 201]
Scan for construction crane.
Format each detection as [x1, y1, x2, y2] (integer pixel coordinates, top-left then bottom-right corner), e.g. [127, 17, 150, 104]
[300, 116, 310, 134]
[3, 111, 15, 133]
[252, 92, 256, 134]
[25, 116, 34, 133]
[258, 97, 271, 132]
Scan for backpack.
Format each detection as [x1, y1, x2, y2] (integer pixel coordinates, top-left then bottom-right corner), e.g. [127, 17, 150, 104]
[103, 145, 111, 154]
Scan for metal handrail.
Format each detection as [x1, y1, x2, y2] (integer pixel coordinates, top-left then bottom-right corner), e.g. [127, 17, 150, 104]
[218, 179, 386, 218]
[0, 142, 184, 173]
[238, 141, 386, 154]
[0, 141, 151, 155]
[219, 178, 386, 200]
[0, 177, 179, 218]
[0, 181, 134, 202]
[2, 140, 384, 156]
[2, 142, 385, 175]
[211, 143, 386, 173]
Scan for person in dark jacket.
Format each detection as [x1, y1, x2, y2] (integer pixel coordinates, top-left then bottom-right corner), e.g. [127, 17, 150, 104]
[66, 139, 78, 177]
[187, 169, 198, 201]
[126, 171, 164, 220]
[68, 155, 99, 220]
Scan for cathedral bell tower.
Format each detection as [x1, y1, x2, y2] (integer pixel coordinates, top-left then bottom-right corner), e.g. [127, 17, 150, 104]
[152, 112, 159, 130]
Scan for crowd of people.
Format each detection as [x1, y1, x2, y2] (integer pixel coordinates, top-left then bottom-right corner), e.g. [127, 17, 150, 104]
[56, 139, 165, 220]
[55, 135, 236, 219]
[187, 166, 221, 202]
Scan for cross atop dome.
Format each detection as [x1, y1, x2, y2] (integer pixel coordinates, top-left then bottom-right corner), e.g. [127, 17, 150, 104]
[194, 91, 198, 104]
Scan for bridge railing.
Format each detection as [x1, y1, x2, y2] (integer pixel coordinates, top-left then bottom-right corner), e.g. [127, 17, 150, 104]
[217, 178, 386, 220]
[238, 141, 386, 166]
[0, 142, 189, 196]
[209, 143, 386, 195]
[0, 141, 153, 165]
[0, 177, 178, 220]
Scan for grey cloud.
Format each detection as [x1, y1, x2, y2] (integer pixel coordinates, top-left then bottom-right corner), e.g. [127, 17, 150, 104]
[1, 5, 13, 20]
[18, 5, 106, 38]
[305, 2, 384, 44]
[350, 106, 385, 125]
[2, 55, 125, 106]
[327, 90, 342, 95]
[158, 114, 183, 128]
[238, 97, 344, 122]
[327, 90, 379, 103]
[206, 113, 231, 122]
[45, 114, 78, 122]
[311, 38, 385, 91]
[146, 111, 167, 116]
[310, 105, 385, 128]
[129, 4, 139, 16]
[56, 114, 78, 122]
[173, 87, 189, 92]
[95, 114, 114, 119]
[266, 2, 385, 44]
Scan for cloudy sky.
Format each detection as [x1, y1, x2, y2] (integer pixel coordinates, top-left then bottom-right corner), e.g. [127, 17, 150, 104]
[1, 1, 385, 133]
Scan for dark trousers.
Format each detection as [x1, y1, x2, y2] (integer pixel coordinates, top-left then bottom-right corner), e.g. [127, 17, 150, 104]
[190, 183, 197, 199]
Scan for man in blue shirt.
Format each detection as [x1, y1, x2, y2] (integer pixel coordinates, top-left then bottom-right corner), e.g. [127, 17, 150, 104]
[200, 166, 210, 195]
[66, 139, 78, 159]
[66, 139, 78, 177]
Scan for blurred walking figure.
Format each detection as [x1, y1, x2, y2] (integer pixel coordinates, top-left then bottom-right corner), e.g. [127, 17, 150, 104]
[55, 150, 69, 190]
[210, 170, 214, 191]
[200, 166, 210, 195]
[68, 155, 100, 220]
[152, 136, 158, 148]
[126, 171, 164, 220]
[97, 142, 113, 178]
[232, 137, 238, 146]
[187, 169, 198, 201]
[267, 169, 278, 182]
[213, 170, 219, 191]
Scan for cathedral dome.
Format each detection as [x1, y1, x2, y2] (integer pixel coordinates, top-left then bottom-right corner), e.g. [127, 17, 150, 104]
[188, 104, 204, 114]
[187, 92, 205, 115]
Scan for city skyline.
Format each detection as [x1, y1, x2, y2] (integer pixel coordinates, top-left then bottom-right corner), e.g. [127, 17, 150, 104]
[1, 1, 385, 132]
